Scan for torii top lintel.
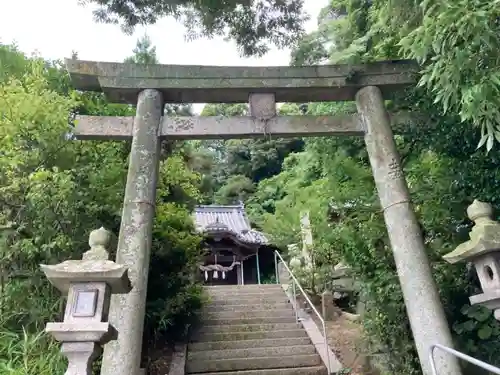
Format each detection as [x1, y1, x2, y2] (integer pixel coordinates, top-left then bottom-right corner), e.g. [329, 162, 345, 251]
[65, 58, 418, 105]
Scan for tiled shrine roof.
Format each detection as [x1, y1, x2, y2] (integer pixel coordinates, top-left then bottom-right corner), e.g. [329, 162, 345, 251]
[193, 204, 268, 245]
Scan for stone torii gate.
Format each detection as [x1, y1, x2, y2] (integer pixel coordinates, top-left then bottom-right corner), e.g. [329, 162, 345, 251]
[64, 59, 461, 375]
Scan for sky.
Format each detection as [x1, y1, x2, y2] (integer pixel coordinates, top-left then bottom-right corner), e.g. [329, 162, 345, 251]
[0, 0, 326, 112]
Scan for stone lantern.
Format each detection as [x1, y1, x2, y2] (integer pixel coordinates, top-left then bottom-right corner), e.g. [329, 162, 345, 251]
[40, 227, 132, 375]
[443, 200, 500, 320]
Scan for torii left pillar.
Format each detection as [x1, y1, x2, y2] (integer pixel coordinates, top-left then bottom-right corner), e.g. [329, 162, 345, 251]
[100, 89, 163, 375]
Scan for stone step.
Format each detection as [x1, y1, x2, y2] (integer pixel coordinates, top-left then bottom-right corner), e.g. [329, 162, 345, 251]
[205, 309, 294, 320]
[205, 302, 291, 312]
[206, 289, 286, 297]
[188, 344, 317, 361]
[186, 354, 322, 373]
[204, 285, 283, 290]
[207, 296, 290, 306]
[208, 296, 288, 304]
[189, 366, 327, 375]
[206, 288, 284, 295]
[207, 301, 290, 309]
[191, 329, 307, 342]
[203, 316, 296, 326]
[196, 322, 300, 334]
[188, 337, 312, 352]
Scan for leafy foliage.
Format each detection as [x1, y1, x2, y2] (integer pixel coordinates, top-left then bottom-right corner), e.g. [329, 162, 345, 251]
[78, 0, 309, 56]
[194, 103, 305, 205]
[399, 0, 500, 151]
[0, 39, 205, 373]
[124, 33, 160, 65]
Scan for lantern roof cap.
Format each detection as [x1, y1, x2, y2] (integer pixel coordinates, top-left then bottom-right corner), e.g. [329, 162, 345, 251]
[443, 200, 500, 264]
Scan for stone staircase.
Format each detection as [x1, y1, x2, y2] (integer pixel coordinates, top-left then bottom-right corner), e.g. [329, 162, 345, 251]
[186, 284, 328, 375]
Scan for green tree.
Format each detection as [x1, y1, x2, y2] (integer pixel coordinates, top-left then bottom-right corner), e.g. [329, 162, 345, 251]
[194, 103, 305, 204]
[291, 0, 500, 149]
[79, 0, 309, 56]
[0, 43, 130, 374]
[214, 175, 256, 205]
[399, 0, 500, 150]
[200, 103, 248, 117]
[0, 39, 205, 373]
[124, 34, 159, 64]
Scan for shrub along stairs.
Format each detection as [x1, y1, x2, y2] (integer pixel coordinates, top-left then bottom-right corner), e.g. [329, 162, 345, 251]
[186, 284, 329, 375]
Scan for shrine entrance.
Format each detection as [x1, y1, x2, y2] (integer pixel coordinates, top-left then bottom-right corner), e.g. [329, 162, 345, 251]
[65, 59, 461, 375]
[200, 248, 242, 285]
[202, 261, 238, 286]
[193, 204, 272, 286]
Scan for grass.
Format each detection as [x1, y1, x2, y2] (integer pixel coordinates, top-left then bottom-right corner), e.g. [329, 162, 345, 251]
[0, 320, 66, 374]
[0, 279, 66, 374]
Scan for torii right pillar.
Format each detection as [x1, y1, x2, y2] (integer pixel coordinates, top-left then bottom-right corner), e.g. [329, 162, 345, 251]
[355, 86, 462, 375]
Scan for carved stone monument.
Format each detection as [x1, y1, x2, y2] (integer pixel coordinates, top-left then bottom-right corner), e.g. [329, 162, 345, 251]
[41, 227, 132, 375]
[300, 211, 314, 268]
[443, 200, 500, 321]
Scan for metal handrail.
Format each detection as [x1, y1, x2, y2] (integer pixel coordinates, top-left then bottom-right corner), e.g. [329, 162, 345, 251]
[430, 344, 500, 375]
[274, 250, 332, 373]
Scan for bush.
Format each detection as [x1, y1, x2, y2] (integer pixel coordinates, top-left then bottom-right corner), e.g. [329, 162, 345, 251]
[145, 203, 207, 343]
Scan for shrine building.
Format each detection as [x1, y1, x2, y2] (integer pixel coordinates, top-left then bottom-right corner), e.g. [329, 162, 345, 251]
[193, 204, 275, 285]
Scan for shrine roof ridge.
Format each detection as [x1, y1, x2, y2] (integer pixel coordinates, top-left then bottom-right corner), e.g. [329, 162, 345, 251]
[65, 58, 418, 104]
[193, 204, 268, 245]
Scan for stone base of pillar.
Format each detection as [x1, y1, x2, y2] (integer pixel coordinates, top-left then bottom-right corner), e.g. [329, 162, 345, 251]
[61, 342, 102, 375]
